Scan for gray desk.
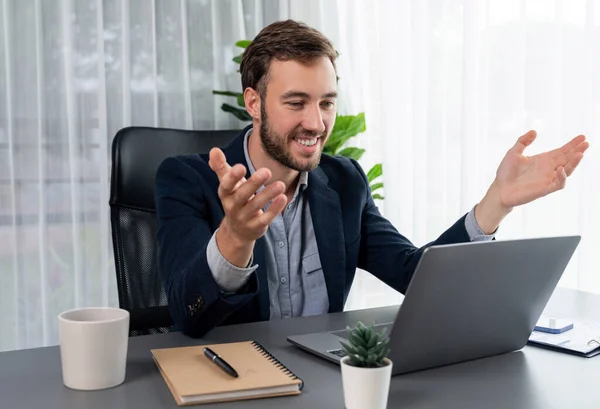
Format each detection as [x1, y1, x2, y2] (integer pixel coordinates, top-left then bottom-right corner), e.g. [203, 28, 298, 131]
[2, 288, 600, 409]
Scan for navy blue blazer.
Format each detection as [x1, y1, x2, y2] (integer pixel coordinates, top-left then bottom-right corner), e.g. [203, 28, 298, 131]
[155, 127, 472, 337]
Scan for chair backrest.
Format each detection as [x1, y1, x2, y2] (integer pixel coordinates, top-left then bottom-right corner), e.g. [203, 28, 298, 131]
[109, 126, 239, 336]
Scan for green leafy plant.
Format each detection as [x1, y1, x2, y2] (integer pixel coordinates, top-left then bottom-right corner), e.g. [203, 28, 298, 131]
[212, 40, 384, 199]
[340, 321, 391, 368]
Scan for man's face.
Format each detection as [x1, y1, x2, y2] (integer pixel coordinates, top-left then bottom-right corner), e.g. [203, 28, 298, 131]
[258, 57, 337, 172]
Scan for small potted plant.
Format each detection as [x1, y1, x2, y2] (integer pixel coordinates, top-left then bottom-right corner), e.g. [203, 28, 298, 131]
[339, 321, 392, 409]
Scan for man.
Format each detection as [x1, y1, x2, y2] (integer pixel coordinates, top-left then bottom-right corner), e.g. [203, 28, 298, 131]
[155, 20, 588, 337]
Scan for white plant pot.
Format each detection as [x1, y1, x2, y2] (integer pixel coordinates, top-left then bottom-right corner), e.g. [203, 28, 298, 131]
[340, 356, 393, 409]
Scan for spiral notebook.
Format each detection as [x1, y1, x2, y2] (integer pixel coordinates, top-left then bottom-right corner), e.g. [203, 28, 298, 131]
[151, 341, 303, 406]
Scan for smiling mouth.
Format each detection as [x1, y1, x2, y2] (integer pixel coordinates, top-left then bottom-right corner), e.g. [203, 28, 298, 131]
[293, 137, 319, 147]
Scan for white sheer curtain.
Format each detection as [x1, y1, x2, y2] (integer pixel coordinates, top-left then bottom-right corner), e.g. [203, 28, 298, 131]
[335, 0, 600, 310]
[1, 0, 599, 352]
[0, 0, 288, 352]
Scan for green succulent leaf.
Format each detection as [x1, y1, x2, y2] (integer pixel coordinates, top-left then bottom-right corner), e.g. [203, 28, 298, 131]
[371, 342, 386, 356]
[340, 340, 358, 356]
[340, 340, 356, 351]
[367, 334, 378, 349]
[348, 333, 361, 346]
[355, 326, 368, 340]
[372, 193, 384, 201]
[233, 54, 243, 64]
[340, 321, 390, 367]
[348, 332, 364, 348]
[356, 345, 368, 357]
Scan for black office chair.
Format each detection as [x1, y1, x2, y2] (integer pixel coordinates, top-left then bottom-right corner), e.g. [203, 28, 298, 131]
[109, 126, 239, 336]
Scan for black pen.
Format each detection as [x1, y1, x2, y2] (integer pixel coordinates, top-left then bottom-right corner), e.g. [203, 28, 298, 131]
[203, 347, 239, 378]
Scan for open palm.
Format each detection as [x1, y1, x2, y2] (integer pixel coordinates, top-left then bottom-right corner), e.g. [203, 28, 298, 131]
[495, 130, 589, 209]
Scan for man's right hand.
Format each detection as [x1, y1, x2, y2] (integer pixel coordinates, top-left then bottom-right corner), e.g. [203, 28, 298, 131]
[208, 147, 287, 268]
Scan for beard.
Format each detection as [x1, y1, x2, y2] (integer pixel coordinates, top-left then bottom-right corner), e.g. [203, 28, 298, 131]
[259, 104, 327, 172]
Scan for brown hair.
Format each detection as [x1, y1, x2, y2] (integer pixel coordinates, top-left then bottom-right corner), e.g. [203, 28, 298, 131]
[240, 20, 337, 97]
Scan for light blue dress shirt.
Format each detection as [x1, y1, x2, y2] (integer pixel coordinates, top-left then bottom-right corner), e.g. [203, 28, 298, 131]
[206, 128, 494, 319]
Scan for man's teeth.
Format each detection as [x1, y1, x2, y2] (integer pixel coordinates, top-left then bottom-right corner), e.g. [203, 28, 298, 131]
[296, 138, 317, 146]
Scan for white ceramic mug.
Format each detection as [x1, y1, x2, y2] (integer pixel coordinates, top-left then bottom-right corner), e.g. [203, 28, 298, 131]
[58, 307, 130, 391]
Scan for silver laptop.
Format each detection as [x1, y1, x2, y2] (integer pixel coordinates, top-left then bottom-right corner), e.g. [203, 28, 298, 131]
[287, 236, 580, 375]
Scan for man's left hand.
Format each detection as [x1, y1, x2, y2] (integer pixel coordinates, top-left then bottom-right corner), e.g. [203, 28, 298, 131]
[475, 130, 589, 234]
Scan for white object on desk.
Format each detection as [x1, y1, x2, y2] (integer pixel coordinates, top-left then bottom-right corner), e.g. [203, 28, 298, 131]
[529, 319, 600, 357]
[340, 357, 393, 409]
[58, 307, 130, 390]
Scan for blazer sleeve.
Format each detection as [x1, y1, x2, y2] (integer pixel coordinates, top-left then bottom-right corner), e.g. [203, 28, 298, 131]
[155, 156, 258, 337]
[350, 159, 472, 294]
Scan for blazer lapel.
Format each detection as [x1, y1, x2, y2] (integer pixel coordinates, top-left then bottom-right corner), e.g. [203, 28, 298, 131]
[307, 168, 346, 312]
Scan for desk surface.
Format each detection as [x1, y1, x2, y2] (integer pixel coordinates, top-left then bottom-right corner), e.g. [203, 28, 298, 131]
[2, 288, 600, 409]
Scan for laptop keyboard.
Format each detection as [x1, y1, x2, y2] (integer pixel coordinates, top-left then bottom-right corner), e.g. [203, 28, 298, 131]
[330, 322, 394, 340]
[327, 349, 347, 358]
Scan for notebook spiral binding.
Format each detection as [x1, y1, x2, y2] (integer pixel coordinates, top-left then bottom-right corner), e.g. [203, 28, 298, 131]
[250, 340, 304, 390]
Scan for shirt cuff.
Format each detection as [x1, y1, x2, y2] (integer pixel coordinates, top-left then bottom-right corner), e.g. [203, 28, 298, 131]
[465, 205, 496, 242]
[206, 229, 258, 292]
